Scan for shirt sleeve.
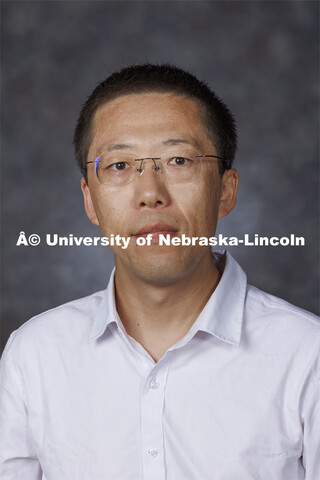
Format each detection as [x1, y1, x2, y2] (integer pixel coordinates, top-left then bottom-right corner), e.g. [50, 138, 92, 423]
[302, 360, 320, 479]
[0, 333, 43, 480]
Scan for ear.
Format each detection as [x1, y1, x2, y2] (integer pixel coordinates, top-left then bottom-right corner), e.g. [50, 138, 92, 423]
[218, 168, 239, 219]
[81, 177, 100, 226]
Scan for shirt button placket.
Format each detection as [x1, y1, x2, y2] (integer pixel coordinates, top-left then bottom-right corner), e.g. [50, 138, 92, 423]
[141, 361, 170, 480]
[149, 378, 160, 390]
[148, 448, 159, 458]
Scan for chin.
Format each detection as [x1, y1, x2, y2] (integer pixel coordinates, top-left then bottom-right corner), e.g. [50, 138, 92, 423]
[123, 245, 206, 286]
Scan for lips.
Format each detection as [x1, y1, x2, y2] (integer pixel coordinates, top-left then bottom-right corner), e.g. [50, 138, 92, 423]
[133, 223, 179, 238]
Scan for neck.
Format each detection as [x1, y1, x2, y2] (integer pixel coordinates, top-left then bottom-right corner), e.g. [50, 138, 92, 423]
[114, 251, 220, 362]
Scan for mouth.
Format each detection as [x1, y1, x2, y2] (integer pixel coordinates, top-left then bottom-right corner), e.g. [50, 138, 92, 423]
[132, 223, 179, 240]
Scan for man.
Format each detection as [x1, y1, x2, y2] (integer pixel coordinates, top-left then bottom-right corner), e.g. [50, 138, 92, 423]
[0, 64, 319, 480]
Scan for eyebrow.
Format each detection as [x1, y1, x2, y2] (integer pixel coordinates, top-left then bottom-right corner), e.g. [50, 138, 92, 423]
[99, 137, 202, 154]
[103, 142, 134, 153]
[161, 138, 202, 149]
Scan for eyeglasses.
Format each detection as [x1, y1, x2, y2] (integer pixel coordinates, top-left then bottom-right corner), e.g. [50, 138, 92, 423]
[84, 152, 230, 186]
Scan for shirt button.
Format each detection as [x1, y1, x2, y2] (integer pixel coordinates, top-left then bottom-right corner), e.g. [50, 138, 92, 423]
[148, 448, 158, 458]
[149, 378, 159, 389]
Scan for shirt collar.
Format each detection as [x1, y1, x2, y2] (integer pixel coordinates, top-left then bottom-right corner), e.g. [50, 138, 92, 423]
[88, 268, 117, 342]
[189, 250, 247, 346]
[89, 250, 247, 347]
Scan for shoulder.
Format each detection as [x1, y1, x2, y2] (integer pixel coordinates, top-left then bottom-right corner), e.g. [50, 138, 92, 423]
[244, 284, 320, 356]
[2, 290, 106, 359]
[246, 284, 319, 328]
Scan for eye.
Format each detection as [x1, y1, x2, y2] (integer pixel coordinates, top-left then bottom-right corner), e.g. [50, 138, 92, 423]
[109, 162, 130, 171]
[169, 157, 191, 167]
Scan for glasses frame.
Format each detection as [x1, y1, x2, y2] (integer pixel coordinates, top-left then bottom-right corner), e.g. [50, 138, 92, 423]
[83, 154, 231, 185]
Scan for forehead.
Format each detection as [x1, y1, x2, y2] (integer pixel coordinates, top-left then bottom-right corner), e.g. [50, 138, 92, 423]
[88, 93, 214, 158]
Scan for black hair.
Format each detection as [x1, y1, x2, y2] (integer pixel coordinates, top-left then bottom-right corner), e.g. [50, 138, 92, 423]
[74, 64, 237, 182]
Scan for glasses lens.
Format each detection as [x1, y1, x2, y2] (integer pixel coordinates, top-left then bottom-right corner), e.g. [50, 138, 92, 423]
[163, 155, 201, 184]
[97, 154, 136, 185]
[93, 153, 203, 185]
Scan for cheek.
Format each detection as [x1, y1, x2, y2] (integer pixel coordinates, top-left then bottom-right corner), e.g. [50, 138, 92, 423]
[92, 189, 130, 235]
[182, 180, 221, 234]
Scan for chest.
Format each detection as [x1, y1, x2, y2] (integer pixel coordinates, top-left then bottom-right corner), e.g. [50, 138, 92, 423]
[26, 337, 303, 479]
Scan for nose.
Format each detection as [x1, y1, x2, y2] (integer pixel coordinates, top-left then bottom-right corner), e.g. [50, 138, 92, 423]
[134, 159, 170, 209]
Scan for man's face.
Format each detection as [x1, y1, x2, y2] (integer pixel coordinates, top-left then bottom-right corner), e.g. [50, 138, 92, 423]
[82, 92, 238, 286]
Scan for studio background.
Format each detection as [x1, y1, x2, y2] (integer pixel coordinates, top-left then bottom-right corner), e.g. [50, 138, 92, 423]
[1, 0, 319, 352]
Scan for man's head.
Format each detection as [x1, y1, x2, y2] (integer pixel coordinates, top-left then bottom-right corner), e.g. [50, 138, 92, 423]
[75, 65, 238, 286]
[74, 64, 237, 183]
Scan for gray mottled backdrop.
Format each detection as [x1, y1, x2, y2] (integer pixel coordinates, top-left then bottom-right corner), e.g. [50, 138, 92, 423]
[1, 0, 319, 351]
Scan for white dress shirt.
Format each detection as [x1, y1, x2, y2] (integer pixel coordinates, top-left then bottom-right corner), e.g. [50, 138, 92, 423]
[1, 251, 319, 480]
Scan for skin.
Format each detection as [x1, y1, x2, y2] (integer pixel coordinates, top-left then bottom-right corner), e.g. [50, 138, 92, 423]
[81, 93, 238, 361]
